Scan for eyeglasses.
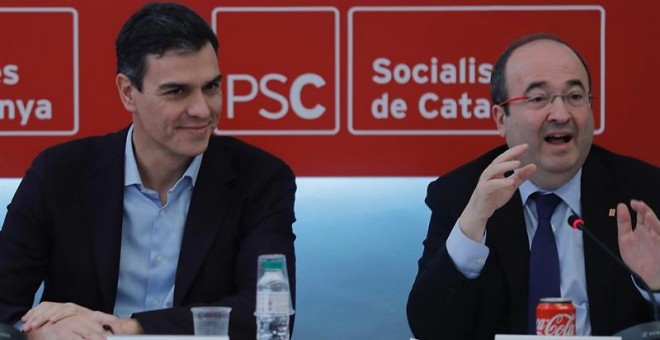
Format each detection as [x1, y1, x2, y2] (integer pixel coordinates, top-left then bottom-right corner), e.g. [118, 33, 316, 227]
[497, 91, 592, 110]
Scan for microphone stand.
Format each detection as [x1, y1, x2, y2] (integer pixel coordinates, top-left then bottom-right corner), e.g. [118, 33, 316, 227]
[570, 216, 660, 339]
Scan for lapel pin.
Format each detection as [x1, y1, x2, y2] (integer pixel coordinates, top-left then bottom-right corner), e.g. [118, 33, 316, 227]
[608, 208, 616, 217]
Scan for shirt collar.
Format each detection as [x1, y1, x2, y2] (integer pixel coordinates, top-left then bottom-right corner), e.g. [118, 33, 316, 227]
[519, 168, 582, 216]
[124, 125, 203, 188]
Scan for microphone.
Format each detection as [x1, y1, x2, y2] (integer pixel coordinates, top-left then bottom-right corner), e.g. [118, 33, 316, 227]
[568, 215, 660, 339]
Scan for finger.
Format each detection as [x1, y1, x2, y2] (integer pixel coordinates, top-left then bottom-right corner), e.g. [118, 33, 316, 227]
[24, 302, 84, 331]
[22, 304, 55, 331]
[37, 304, 73, 325]
[492, 143, 529, 164]
[480, 164, 536, 195]
[50, 303, 88, 323]
[49, 310, 77, 324]
[88, 310, 118, 326]
[480, 160, 521, 181]
[66, 315, 108, 340]
[630, 199, 660, 232]
[484, 144, 529, 174]
[508, 163, 537, 187]
[481, 145, 533, 181]
[22, 301, 49, 321]
[617, 202, 633, 241]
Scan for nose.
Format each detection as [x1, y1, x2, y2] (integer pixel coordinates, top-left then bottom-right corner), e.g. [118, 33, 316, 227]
[546, 94, 571, 123]
[186, 90, 212, 118]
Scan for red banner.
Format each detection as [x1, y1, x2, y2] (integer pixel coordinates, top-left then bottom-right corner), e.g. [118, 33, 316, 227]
[0, 0, 658, 177]
[348, 7, 602, 135]
[214, 7, 339, 135]
[0, 8, 78, 135]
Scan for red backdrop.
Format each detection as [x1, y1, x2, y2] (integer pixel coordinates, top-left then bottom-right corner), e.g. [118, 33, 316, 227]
[0, 0, 658, 177]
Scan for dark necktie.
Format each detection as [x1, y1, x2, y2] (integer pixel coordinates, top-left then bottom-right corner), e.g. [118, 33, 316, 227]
[527, 192, 562, 334]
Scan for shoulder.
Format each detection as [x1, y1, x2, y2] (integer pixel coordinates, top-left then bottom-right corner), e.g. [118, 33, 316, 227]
[583, 145, 660, 204]
[585, 145, 659, 182]
[28, 129, 126, 175]
[204, 135, 294, 177]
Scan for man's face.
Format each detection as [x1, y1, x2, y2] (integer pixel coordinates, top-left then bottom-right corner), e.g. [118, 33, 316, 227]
[494, 40, 594, 189]
[118, 42, 222, 162]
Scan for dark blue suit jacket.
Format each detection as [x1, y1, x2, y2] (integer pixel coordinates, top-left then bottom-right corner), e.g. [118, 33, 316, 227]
[407, 144, 659, 340]
[0, 128, 296, 339]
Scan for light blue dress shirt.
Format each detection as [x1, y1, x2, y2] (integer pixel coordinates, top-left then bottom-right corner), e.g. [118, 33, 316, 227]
[113, 126, 202, 317]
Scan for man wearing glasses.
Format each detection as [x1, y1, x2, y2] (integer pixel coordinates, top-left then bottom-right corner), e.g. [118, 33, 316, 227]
[407, 33, 660, 339]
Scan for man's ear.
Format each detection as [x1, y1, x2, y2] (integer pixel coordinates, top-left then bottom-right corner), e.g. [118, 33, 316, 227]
[492, 104, 507, 137]
[116, 73, 136, 112]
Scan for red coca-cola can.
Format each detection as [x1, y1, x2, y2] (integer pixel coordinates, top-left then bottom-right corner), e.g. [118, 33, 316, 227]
[536, 297, 576, 335]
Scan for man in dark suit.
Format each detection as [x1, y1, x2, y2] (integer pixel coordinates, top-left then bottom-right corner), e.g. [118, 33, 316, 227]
[407, 33, 660, 339]
[0, 3, 295, 339]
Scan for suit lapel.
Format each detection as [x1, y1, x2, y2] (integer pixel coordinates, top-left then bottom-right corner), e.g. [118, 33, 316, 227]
[80, 130, 127, 312]
[489, 192, 530, 333]
[174, 139, 235, 305]
[580, 150, 620, 334]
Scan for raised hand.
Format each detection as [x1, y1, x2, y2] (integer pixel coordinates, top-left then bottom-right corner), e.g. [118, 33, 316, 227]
[617, 199, 660, 290]
[458, 144, 537, 241]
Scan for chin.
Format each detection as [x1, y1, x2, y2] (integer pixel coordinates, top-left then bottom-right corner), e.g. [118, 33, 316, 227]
[179, 142, 209, 157]
[541, 162, 580, 178]
[540, 154, 580, 173]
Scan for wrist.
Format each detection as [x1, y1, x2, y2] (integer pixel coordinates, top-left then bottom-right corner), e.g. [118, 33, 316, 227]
[119, 318, 144, 334]
[457, 215, 487, 242]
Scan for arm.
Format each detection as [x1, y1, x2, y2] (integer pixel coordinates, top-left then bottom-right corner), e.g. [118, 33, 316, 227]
[216, 162, 297, 337]
[407, 144, 535, 339]
[0, 154, 51, 324]
[133, 160, 296, 338]
[407, 180, 481, 340]
[8, 151, 137, 338]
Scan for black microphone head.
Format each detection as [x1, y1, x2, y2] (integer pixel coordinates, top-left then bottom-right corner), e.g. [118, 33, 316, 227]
[568, 215, 584, 230]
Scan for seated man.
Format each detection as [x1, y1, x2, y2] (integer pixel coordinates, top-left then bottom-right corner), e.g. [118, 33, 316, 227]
[407, 33, 659, 339]
[0, 3, 296, 339]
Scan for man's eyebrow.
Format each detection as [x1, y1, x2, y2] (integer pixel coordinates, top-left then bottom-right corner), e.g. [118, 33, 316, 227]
[566, 79, 586, 91]
[207, 74, 222, 85]
[158, 74, 222, 91]
[524, 81, 547, 94]
[158, 82, 187, 92]
[523, 79, 587, 94]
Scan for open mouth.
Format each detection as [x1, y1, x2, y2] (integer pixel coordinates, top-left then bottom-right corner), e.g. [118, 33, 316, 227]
[544, 134, 572, 144]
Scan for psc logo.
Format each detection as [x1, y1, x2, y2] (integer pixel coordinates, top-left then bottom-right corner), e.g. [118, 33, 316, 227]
[213, 7, 339, 135]
[227, 72, 326, 120]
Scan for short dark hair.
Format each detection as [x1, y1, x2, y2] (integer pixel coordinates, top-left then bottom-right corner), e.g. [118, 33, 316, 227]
[490, 33, 592, 115]
[115, 2, 219, 91]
